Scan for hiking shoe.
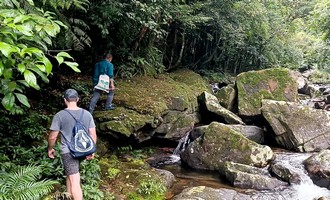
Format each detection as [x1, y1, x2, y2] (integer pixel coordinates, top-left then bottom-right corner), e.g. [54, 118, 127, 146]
[105, 104, 116, 110]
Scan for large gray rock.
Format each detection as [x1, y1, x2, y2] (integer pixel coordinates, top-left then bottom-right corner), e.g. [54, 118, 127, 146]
[172, 186, 252, 200]
[304, 150, 330, 188]
[261, 99, 330, 152]
[190, 124, 265, 144]
[198, 91, 244, 124]
[181, 122, 274, 170]
[222, 162, 287, 190]
[236, 68, 298, 117]
[153, 110, 198, 140]
[270, 162, 303, 184]
[226, 124, 265, 144]
[215, 84, 237, 111]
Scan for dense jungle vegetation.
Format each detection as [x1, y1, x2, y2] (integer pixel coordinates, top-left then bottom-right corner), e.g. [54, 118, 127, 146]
[0, 0, 330, 199]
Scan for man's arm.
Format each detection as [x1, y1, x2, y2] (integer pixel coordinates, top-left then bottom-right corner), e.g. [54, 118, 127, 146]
[108, 63, 115, 89]
[89, 127, 97, 143]
[86, 127, 97, 160]
[48, 130, 59, 159]
[92, 63, 100, 86]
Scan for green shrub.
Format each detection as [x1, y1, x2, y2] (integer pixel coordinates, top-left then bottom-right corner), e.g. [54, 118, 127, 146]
[308, 70, 330, 84]
[107, 167, 121, 180]
[137, 179, 166, 198]
[81, 156, 104, 200]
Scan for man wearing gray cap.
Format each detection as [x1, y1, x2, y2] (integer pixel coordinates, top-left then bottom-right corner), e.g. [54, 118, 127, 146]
[47, 89, 97, 200]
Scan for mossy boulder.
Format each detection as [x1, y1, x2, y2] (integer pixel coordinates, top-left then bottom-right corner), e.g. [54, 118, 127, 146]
[99, 155, 175, 199]
[153, 110, 198, 140]
[180, 122, 274, 170]
[93, 69, 210, 142]
[261, 99, 330, 152]
[221, 162, 287, 190]
[236, 68, 298, 116]
[215, 84, 237, 111]
[173, 186, 251, 200]
[198, 91, 244, 124]
[304, 150, 330, 188]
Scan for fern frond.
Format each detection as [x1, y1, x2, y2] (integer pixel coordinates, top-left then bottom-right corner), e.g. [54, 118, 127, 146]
[70, 18, 90, 30]
[72, 0, 90, 12]
[0, 165, 58, 200]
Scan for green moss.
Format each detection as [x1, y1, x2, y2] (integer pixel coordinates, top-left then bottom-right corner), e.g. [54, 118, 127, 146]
[113, 69, 208, 116]
[237, 68, 298, 115]
[99, 152, 168, 199]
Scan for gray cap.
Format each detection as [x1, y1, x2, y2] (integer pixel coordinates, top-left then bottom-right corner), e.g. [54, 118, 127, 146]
[64, 89, 79, 101]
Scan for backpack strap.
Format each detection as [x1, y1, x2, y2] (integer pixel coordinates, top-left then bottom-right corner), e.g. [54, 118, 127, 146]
[64, 109, 84, 122]
[62, 109, 84, 143]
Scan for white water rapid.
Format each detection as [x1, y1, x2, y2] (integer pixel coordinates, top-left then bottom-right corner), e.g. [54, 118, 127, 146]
[244, 152, 330, 200]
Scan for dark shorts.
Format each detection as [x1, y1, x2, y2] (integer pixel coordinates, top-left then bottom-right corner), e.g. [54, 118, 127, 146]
[61, 153, 80, 176]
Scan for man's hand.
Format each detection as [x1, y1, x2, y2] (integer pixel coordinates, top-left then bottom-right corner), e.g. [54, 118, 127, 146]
[86, 153, 95, 160]
[48, 148, 55, 159]
[108, 85, 115, 91]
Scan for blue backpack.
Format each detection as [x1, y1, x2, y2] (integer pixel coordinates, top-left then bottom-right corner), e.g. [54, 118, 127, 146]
[63, 109, 96, 158]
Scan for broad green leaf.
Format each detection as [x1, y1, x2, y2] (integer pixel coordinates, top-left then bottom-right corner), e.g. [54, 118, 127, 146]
[17, 80, 30, 87]
[17, 44, 28, 49]
[14, 86, 23, 93]
[3, 68, 13, 79]
[64, 61, 80, 72]
[0, 42, 19, 57]
[0, 31, 17, 41]
[13, 15, 31, 24]
[15, 25, 33, 36]
[4, 18, 14, 24]
[54, 20, 67, 28]
[14, 93, 30, 108]
[0, 61, 4, 76]
[35, 25, 43, 32]
[17, 63, 26, 73]
[55, 56, 64, 65]
[0, 9, 19, 18]
[43, 36, 52, 45]
[42, 57, 52, 75]
[12, 0, 20, 9]
[25, 0, 35, 6]
[36, 64, 46, 72]
[57, 52, 74, 60]
[23, 69, 38, 88]
[21, 47, 43, 58]
[2, 93, 15, 111]
[43, 24, 58, 37]
[30, 66, 49, 83]
[5, 58, 15, 68]
[8, 81, 17, 91]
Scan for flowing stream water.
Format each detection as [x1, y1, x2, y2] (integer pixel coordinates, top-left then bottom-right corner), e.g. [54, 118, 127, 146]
[155, 133, 330, 200]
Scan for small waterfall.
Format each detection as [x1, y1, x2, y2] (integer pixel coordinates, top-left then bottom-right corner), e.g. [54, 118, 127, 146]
[173, 131, 191, 155]
[167, 129, 193, 164]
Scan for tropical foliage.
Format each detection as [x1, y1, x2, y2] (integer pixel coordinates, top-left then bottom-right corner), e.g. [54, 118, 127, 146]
[0, 0, 79, 114]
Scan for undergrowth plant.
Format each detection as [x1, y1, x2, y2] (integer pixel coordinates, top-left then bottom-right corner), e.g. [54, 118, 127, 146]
[81, 156, 104, 200]
[0, 165, 58, 200]
[137, 179, 166, 197]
